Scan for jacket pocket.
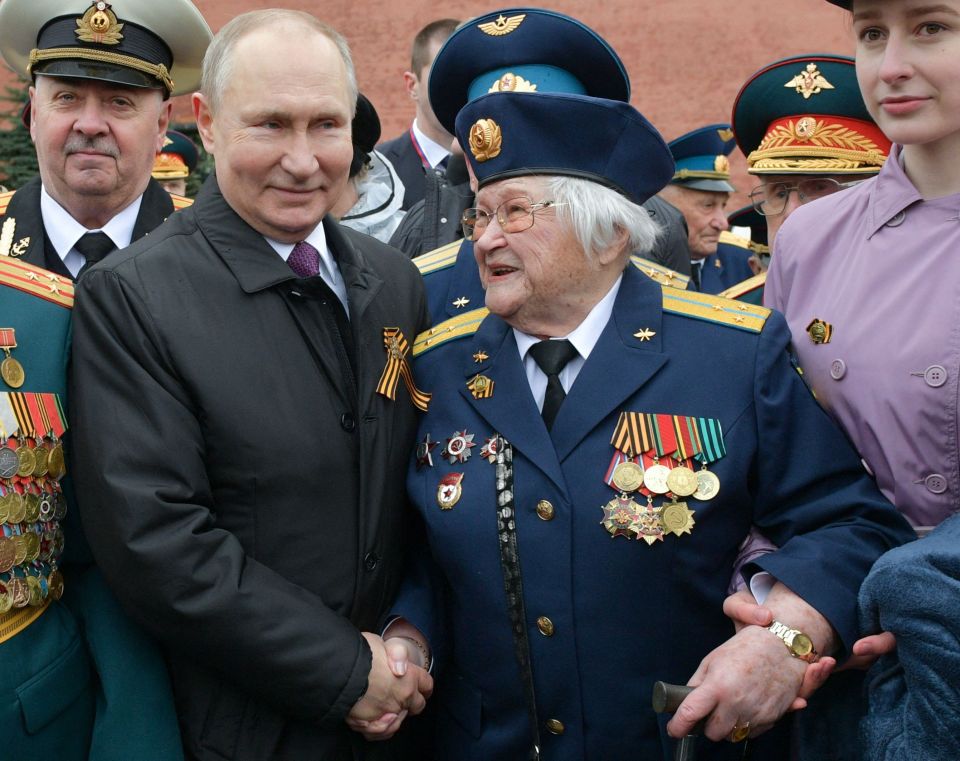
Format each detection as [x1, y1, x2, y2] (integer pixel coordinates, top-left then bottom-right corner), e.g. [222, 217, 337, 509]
[18, 630, 93, 733]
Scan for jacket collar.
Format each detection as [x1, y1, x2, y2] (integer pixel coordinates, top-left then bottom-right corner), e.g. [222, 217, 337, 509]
[194, 175, 383, 313]
[865, 145, 923, 238]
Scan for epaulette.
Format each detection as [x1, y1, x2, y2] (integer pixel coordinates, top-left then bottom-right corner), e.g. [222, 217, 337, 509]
[413, 307, 489, 357]
[630, 256, 690, 288]
[661, 286, 769, 333]
[718, 230, 751, 249]
[0, 190, 14, 217]
[169, 194, 194, 211]
[0, 256, 74, 308]
[719, 272, 766, 302]
[413, 239, 462, 276]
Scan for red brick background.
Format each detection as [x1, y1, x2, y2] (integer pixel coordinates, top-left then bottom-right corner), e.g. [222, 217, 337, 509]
[0, 0, 856, 203]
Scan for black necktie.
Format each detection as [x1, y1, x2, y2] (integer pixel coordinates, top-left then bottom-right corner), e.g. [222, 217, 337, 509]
[528, 339, 578, 431]
[690, 259, 703, 291]
[75, 232, 116, 278]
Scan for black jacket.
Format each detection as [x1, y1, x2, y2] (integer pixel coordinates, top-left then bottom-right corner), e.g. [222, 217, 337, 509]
[71, 176, 430, 760]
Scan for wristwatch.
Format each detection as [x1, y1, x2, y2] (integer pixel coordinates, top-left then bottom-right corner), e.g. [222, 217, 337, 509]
[767, 620, 819, 663]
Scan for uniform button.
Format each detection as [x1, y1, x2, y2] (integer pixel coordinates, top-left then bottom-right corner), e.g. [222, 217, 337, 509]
[885, 210, 906, 227]
[363, 551, 379, 571]
[545, 718, 565, 735]
[536, 616, 555, 636]
[925, 474, 948, 494]
[340, 413, 356, 432]
[830, 359, 846, 380]
[923, 365, 948, 388]
[439, 217, 448, 224]
[536, 500, 555, 521]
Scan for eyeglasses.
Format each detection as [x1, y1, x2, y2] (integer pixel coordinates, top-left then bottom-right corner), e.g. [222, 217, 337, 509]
[749, 178, 866, 216]
[461, 197, 565, 241]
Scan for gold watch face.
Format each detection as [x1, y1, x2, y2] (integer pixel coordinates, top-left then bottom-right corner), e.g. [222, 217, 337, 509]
[791, 633, 815, 659]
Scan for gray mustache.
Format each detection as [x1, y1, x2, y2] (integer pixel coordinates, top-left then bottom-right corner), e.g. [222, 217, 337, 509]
[64, 135, 119, 158]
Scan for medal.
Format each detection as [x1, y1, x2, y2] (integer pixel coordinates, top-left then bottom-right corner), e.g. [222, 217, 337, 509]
[8, 492, 26, 524]
[611, 461, 644, 493]
[666, 465, 698, 497]
[25, 574, 42, 606]
[600, 495, 642, 539]
[480, 436, 499, 463]
[636, 498, 665, 545]
[48, 569, 64, 600]
[15, 437, 36, 477]
[47, 440, 65, 480]
[443, 430, 476, 464]
[12, 534, 27, 565]
[643, 463, 671, 494]
[0, 582, 11, 614]
[467, 374, 495, 399]
[416, 433, 438, 469]
[24, 492, 40, 523]
[9, 577, 29, 608]
[693, 469, 721, 501]
[0, 329, 24, 389]
[661, 500, 696, 536]
[0, 536, 15, 573]
[0, 444, 18, 479]
[32, 438, 48, 477]
[437, 472, 464, 509]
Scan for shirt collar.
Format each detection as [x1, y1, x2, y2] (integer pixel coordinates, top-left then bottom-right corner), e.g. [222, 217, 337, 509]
[40, 184, 142, 262]
[865, 144, 924, 238]
[265, 223, 330, 266]
[411, 119, 451, 169]
[514, 274, 622, 361]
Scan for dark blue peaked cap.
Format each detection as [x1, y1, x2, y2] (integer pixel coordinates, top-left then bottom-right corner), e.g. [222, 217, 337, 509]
[429, 8, 630, 134]
[668, 124, 737, 192]
[456, 91, 674, 206]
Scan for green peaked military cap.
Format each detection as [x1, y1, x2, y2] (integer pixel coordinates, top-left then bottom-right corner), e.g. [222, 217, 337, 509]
[428, 7, 630, 134]
[0, 0, 212, 96]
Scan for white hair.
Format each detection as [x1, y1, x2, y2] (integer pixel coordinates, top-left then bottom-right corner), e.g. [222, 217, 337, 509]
[200, 10, 358, 115]
[546, 176, 661, 261]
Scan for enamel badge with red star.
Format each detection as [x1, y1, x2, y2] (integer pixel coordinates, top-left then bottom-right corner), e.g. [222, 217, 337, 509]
[443, 430, 476, 464]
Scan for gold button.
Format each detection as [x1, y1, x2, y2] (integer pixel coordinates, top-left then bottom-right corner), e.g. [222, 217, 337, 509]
[536, 616, 555, 636]
[545, 718, 565, 735]
[536, 500, 555, 521]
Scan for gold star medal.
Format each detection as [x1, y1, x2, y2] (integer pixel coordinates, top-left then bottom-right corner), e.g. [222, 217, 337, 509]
[661, 499, 696, 537]
[437, 472, 464, 510]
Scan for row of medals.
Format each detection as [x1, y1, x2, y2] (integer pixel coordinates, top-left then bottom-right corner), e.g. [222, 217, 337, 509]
[602, 460, 720, 545]
[0, 436, 67, 611]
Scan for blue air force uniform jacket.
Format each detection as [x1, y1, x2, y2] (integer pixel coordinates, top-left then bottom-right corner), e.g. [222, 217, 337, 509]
[396, 265, 913, 761]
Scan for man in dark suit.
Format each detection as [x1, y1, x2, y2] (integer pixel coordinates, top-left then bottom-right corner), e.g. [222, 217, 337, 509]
[0, 0, 210, 758]
[71, 10, 432, 760]
[378, 18, 459, 211]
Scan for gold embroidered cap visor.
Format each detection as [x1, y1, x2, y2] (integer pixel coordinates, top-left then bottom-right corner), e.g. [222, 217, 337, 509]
[0, 0, 212, 97]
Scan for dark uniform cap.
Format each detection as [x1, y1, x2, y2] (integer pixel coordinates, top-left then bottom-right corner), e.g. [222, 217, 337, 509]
[429, 8, 630, 135]
[667, 124, 737, 193]
[456, 91, 674, 206]
[0, 0, 212, 97]
[732, 54, 890, 176]
[152, 129, 198, 181]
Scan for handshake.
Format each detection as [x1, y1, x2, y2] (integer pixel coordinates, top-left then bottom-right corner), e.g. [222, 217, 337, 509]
[345, 627, 434, 741]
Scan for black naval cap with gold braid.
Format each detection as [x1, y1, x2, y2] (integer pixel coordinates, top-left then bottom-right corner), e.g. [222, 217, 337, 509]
[0, 0, 211, 97]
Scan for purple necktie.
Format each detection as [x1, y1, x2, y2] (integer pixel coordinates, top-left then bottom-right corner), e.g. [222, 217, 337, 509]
[288, 240, 320, 278]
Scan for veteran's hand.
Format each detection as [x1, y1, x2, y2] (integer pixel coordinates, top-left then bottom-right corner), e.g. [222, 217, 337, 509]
[666, 624, 806, 742]
[346, 633, 433, 741]
[722, 590, 835, 710]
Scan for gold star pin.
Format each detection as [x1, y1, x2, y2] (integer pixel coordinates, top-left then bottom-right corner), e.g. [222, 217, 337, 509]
[473, 350, 489, 363]
[634, 328, 656, 342]
[452, 296, 471, 308]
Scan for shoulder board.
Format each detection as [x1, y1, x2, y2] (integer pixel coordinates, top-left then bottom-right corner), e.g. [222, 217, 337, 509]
[719, 272, 767, 301]
[414, 239, 462, 275]
[0, 256, 74, 308]
[630, 256, 690, 288]
[0, 190, 14, 217]
[413, 307, 489, 357]
[661, 286, 769, 333]
[718, 230, 751, 250]
[169, 194, 193, 211]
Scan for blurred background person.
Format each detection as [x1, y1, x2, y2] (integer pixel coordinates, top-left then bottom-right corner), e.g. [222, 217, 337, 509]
[152, 129, 199, 198]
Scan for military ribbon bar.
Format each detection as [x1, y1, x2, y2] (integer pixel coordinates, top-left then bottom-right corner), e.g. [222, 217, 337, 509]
[7, 392, 35, 437]
[611, 412, 651, 457]
[376, 328, 432, 412]
[694, 417, 726, 464]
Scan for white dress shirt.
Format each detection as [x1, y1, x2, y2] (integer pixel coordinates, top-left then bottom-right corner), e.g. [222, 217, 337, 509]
[265, 224, 350, 316]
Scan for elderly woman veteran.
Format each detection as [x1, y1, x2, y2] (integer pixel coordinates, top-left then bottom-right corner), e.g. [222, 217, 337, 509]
[382, 89, 914, 760]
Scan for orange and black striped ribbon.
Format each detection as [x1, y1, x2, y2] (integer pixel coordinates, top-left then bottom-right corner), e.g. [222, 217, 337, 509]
[7, 392, 35, 437]
[376, 328, 432, 412]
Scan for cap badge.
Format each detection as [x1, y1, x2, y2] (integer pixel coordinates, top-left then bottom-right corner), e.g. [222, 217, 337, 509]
[784, 63, 834, 100]
[488, 72, 538, 94]
[717, 128, 734, 142]
[478, 13, 526, 36]
[795, 117, 817, 139]
[714, 155, 730, 174]
[469, 118, 502, 163]
[76, 2, 124, 45]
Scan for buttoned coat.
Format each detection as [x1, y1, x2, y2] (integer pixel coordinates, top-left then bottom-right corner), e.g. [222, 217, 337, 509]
[397, 265, 913, 760]
[70, 176, 429, 760]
